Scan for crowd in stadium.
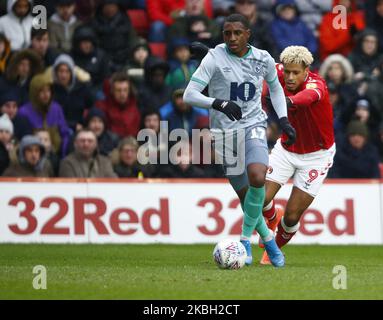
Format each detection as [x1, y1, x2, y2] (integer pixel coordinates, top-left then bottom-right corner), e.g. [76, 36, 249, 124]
[0, 0, 382, 179]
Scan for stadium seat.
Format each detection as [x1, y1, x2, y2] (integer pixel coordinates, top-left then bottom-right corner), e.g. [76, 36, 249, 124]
[380, 163, 383, 178]
[149, 42, 167, 60]
[126, 9, 149, 37]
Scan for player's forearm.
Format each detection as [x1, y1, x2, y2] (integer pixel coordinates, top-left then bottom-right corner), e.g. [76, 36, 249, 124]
[183, 81, 214, 109]
[268, 79, 287, 119]
[289, 89, 320, 107]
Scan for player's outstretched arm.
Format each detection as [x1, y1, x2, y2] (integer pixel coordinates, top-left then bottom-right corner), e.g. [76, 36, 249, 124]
[183, 83, 242, 121]
[183, 48, 242, 121]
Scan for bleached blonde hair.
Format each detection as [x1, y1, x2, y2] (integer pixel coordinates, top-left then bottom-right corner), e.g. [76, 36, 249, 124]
[280, 46, 314, 67]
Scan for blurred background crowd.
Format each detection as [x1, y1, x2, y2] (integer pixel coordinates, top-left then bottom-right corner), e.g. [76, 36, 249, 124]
[0, 0, 382, 179]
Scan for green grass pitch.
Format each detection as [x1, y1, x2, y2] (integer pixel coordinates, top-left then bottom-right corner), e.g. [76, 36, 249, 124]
[0, 244, 382, 299]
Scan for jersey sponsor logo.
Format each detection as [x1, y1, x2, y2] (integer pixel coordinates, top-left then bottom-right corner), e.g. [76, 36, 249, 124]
[223, 67, 232, 73]
[230, 82, 256, 102]
[306, 83, 318, 89]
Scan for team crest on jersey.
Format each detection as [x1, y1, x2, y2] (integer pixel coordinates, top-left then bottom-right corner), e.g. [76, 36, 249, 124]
[254, 64, 262, 74]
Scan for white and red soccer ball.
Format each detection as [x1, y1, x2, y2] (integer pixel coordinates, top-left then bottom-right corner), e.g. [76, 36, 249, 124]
[213, 239, 247, 270]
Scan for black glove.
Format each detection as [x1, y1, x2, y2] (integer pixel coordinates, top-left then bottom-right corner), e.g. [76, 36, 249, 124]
[212, 99, 242, 121]
[279, 117, 296, 146]
[190, 41, 210, 61]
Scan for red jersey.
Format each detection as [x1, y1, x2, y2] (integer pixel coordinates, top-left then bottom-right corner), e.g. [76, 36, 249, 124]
[276, 63, 335, 154]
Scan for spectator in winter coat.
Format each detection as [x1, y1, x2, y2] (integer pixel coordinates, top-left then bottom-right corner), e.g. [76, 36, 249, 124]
[348, 29, 383, 81]
[52, 54, 94, 131]
[329, 121, 381, 179]
[113, 136, 153, 178]
[0, 89, 32, 141]
[18, 73, 71, 157]
[234, 0, 278, 59]
[125, 39, 152, 88]
[0, 49, 44, 106]
[0, 0, 33, 51]
[138, 56, 172, 111]
[271, 0, 318, 57]
[0, 33, 11, 75]
[71, 25, 111, 98]
[34, 128, 60, 176]
[166, 38, 198, 90]
[30, 28, 59, 68]
[96, 72, 141, 138]
[319, 54, 359, 115]
[339, 98, 382, 143]
[89, 0, 138, 72]
[160, 88, 209, 136]
[48, 0, 82, 53]
[167, 0, 220, 48]
[84, 107, 119, 156]
[319, 0, 365, 61]
[59, 129, 117, 178]
[2, 135, 54, 177]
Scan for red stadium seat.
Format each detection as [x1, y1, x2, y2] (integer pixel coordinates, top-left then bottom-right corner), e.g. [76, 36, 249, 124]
[149, 42, 167, 60]
[380, 163, 383, 178]
[126, 9, 149, 37]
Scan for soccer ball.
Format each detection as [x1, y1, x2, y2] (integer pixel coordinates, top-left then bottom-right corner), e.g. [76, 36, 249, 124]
[212, 239, 247, 270]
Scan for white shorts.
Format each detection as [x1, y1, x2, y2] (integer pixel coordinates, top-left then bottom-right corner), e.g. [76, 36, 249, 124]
[266, 139, 336, 197]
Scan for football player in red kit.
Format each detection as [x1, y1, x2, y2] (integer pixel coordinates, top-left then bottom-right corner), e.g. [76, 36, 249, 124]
[260, 46, 336, 264]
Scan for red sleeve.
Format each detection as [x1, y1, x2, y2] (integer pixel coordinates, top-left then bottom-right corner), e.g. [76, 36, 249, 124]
[289, 80, 325, 107]
[147, 0, 173, 25]
[289, 90, 319, 107]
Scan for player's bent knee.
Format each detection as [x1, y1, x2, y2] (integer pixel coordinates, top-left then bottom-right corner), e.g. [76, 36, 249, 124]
[248, 173, 265, 188]
[247, 165, 267, 188]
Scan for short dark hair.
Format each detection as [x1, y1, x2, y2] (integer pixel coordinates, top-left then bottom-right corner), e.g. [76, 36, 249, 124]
[31, 28, 48, 40]
[224, 14, 250, 30]
[110, 72, 130, 86]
